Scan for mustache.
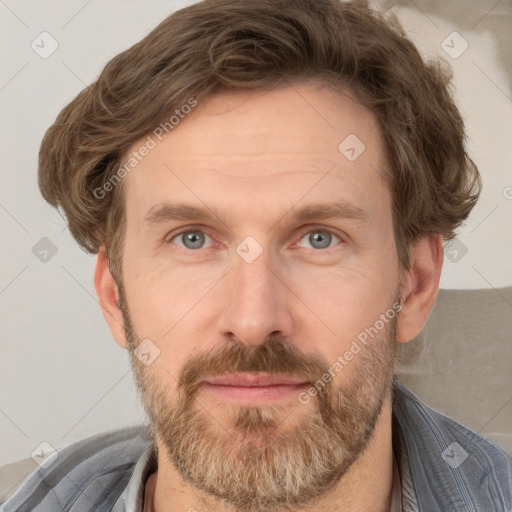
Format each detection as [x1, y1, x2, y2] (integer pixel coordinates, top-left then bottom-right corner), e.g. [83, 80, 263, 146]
[177, 337, 331, 397]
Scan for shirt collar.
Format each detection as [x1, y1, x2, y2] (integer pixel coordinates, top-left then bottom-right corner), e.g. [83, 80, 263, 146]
[112, 444, 157, 512]
[390, 450, 404, 512]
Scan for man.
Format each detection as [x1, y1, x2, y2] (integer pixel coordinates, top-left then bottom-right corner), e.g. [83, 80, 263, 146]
[3, 0, 511, 511]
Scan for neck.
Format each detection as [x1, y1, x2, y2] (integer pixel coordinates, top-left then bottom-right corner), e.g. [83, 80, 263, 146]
[144, 396, 395, 512]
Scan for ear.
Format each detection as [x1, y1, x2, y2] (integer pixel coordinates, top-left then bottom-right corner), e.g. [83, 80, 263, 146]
[397, 235, 443, 343]
[94, 245, 128, 348]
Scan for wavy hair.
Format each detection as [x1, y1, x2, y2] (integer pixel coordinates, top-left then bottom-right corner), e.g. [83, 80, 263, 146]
[38, 0, 481, 281]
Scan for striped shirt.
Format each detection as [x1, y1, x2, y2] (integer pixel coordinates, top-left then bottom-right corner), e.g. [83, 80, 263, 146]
[1, 377, 511, 511]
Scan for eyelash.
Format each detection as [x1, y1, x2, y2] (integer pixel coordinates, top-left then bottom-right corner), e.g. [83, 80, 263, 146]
[165, 225, 344, 251]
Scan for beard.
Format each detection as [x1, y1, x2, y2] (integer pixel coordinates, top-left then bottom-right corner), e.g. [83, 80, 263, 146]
[120, 289, 399, 512]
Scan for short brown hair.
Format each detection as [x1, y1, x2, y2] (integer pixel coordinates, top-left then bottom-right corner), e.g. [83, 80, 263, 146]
[38, 0, 481, 281]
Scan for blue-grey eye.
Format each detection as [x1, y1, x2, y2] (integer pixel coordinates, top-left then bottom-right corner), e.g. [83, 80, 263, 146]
[298, 230, 340, 250]
[175, 231, 212, 250]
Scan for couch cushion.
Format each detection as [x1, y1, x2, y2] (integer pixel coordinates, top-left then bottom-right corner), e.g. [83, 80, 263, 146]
[0, 457, 37, 504]
[396, 287, 512, 455]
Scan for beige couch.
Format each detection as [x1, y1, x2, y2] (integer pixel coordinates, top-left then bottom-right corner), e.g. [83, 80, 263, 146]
[1, 287, 511, 504]
[396, 286, 512, 456]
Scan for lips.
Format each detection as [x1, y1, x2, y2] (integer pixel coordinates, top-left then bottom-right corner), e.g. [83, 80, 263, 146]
[202, 372, 309, 387]
[200, 372, 311, 404]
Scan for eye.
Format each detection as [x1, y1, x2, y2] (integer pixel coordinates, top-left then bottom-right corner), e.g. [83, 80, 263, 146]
[170, 230, 213, 250]
[297, 229, 342, 250]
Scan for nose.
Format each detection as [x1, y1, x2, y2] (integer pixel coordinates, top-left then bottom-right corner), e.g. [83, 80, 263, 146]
[215, 247, 294, 346]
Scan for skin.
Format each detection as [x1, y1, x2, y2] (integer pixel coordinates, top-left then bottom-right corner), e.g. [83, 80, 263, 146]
[95, 81, 443, 512]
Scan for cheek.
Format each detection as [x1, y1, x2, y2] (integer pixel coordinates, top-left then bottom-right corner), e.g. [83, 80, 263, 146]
[123, 245, 215, 319]
[293, 254, 396, 323]
[290, 260, 398, 374]
[123, 258, 220, 374]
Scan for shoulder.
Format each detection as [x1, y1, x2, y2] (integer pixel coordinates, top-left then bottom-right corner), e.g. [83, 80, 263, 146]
[392, 377, 512, 511]
[0, 425, 152, 512]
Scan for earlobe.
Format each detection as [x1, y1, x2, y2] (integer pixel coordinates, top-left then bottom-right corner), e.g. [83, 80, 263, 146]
[94, 246, 128, 348]
[396, 235, 443, 343]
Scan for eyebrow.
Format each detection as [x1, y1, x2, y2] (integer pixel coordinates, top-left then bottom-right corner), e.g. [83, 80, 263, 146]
[143, 201, 369, 228]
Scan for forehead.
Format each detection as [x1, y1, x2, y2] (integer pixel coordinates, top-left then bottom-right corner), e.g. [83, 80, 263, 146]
[122, 82, 390, 223]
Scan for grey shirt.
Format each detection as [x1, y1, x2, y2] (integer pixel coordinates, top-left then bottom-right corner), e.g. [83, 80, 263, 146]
[2, 377, 511, 511]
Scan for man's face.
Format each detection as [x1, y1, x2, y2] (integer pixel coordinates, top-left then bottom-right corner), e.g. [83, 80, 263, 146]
[118, 82, 403, 511]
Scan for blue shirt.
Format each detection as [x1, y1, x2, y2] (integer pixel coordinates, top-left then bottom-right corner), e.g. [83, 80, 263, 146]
[2, 377, 511, 511]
